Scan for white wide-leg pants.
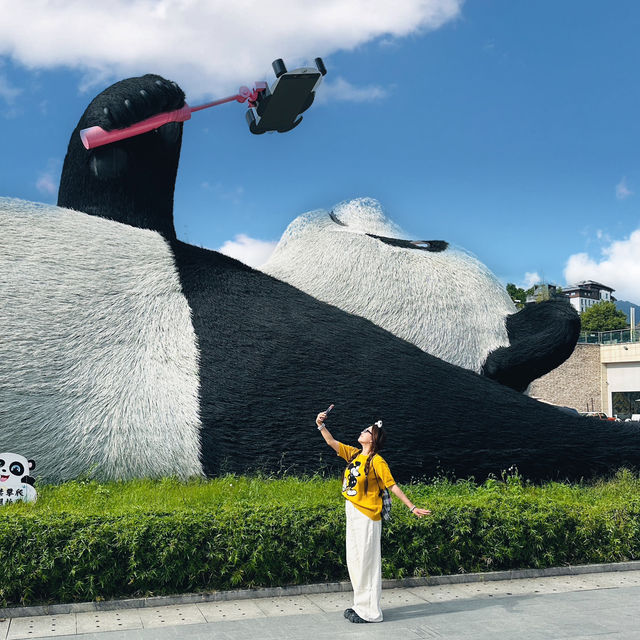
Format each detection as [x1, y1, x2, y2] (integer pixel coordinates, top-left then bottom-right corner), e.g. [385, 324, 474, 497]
[345, 499, 383, 622]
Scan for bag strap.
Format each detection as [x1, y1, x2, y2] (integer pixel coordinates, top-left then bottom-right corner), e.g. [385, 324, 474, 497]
[370, 454, 384, 493]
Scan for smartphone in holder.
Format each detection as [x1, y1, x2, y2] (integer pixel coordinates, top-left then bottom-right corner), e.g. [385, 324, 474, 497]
[246, 57, 326, 134]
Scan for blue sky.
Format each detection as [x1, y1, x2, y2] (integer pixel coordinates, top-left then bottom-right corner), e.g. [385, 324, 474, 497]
[1, 0, 639, 301]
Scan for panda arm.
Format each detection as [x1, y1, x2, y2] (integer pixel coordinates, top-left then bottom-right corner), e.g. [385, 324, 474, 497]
[482, 298, 580, 392]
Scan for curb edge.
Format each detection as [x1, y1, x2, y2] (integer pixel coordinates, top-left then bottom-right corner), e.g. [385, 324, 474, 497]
[2, 560, 640, 619]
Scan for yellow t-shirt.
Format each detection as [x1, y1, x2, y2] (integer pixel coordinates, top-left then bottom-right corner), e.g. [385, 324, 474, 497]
[338, 443, 396, 521]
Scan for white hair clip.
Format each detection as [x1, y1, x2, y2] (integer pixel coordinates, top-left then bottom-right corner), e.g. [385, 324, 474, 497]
[374, 420, 383, 429]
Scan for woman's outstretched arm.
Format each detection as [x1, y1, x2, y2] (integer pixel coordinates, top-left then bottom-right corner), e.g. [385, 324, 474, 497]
[389, 483, 431, 518]
[316, 411, 340, 453]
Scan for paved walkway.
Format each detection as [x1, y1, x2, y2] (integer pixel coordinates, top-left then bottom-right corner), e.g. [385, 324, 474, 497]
[2, 570, 640, 640]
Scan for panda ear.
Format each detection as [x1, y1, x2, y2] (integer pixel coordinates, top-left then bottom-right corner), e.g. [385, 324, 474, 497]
[28, 459, 36, 471]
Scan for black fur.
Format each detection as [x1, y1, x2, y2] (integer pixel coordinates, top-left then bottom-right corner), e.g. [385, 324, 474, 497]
[56, 75, 640, 483]
[58, 74, 185, 239]
[365, 235, 448, 252]
[169, 239, 640, 482]
[482, 298, 581, 392]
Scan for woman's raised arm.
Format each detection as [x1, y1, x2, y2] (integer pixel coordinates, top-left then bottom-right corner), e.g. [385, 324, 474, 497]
[316, 411, 340, 453]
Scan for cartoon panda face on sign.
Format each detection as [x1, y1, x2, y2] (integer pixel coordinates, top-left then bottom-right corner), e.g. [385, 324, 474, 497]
[0, 453, 37, 504]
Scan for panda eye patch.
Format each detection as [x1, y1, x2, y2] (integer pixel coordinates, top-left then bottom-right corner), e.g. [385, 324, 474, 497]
[366, 234, 449, 252]
[410, 240, 449, 251]
[0, 459, 4, 468]
[9, 462, 24, 476]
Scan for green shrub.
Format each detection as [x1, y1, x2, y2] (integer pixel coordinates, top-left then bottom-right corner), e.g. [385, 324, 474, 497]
[1, 471, 640, 607]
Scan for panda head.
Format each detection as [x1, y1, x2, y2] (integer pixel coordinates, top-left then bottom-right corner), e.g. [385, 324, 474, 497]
[0, 453, 35, 486]
[262, 197, 515, 373]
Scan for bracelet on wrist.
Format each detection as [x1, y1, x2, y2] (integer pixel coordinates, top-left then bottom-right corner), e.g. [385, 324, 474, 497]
[410, 505, 416, 512]
[317, 424, 325, 431]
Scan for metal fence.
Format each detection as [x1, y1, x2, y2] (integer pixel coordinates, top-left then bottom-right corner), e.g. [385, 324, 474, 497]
[578, 329, 640, 344]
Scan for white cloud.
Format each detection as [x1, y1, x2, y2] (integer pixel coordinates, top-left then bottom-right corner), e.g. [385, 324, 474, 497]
[36, 158, 62, 197]
[36, 173, 56, 196]
[218, 234, 277, 268]
[317, 76, 389, 103]
[596, 229, 612, 244]
[616, 176, 633, 200]
[0, 1, 463, 99]
[564, 229, 640, 302]
[522, 271, 540, 288]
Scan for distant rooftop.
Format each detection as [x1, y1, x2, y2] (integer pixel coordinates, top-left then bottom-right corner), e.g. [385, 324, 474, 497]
[565, 280, 615, 292]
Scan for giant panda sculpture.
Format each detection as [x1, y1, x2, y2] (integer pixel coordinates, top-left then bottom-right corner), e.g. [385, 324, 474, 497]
[2, 73, 639, 484]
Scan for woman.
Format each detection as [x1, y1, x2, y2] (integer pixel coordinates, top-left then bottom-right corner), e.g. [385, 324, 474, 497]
[315, 408, 431, 623]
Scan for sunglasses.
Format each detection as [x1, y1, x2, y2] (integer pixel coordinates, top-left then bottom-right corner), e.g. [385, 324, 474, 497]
[360, 427, 373, 435]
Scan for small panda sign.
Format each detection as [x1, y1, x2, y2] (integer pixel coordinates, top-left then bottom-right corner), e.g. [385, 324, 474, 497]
[0, 453, 37, 504]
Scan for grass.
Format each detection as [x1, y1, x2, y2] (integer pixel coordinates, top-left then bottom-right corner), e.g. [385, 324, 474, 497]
[6, 474, 341, 516]
[9, 468, 640, 517]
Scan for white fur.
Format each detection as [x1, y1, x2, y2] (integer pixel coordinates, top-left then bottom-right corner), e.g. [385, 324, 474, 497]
[0, 198, 202, 482]
[262, 198, 515, 373]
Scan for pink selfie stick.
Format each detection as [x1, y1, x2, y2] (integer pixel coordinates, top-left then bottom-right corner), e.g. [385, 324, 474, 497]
[80, 83, 268, 150]
[325, 404, 334, 413]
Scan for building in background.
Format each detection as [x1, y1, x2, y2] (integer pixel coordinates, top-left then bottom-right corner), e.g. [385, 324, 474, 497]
[529, 335, 640, 419]
[526, 283, 558, 304]
[519, 280, 640, 416]
[562, 281, 615, 314]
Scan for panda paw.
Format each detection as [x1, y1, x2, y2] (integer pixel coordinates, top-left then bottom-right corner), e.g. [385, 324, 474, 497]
[482, 298, 580, 392]
[83, 74, 186, 132]
[81, 74, 185, 180]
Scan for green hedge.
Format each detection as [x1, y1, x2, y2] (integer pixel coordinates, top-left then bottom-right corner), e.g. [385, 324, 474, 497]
[1, 471, 640, 607]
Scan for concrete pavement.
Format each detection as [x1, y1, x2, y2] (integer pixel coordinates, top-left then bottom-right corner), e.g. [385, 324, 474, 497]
[2, 569, 640, 640]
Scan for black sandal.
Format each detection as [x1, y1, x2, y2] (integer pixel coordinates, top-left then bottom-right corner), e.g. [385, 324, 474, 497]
[344, 608, 369, 623]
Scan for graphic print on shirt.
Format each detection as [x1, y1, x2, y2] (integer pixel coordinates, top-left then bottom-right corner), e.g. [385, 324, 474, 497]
[343, 460, 362, 496]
